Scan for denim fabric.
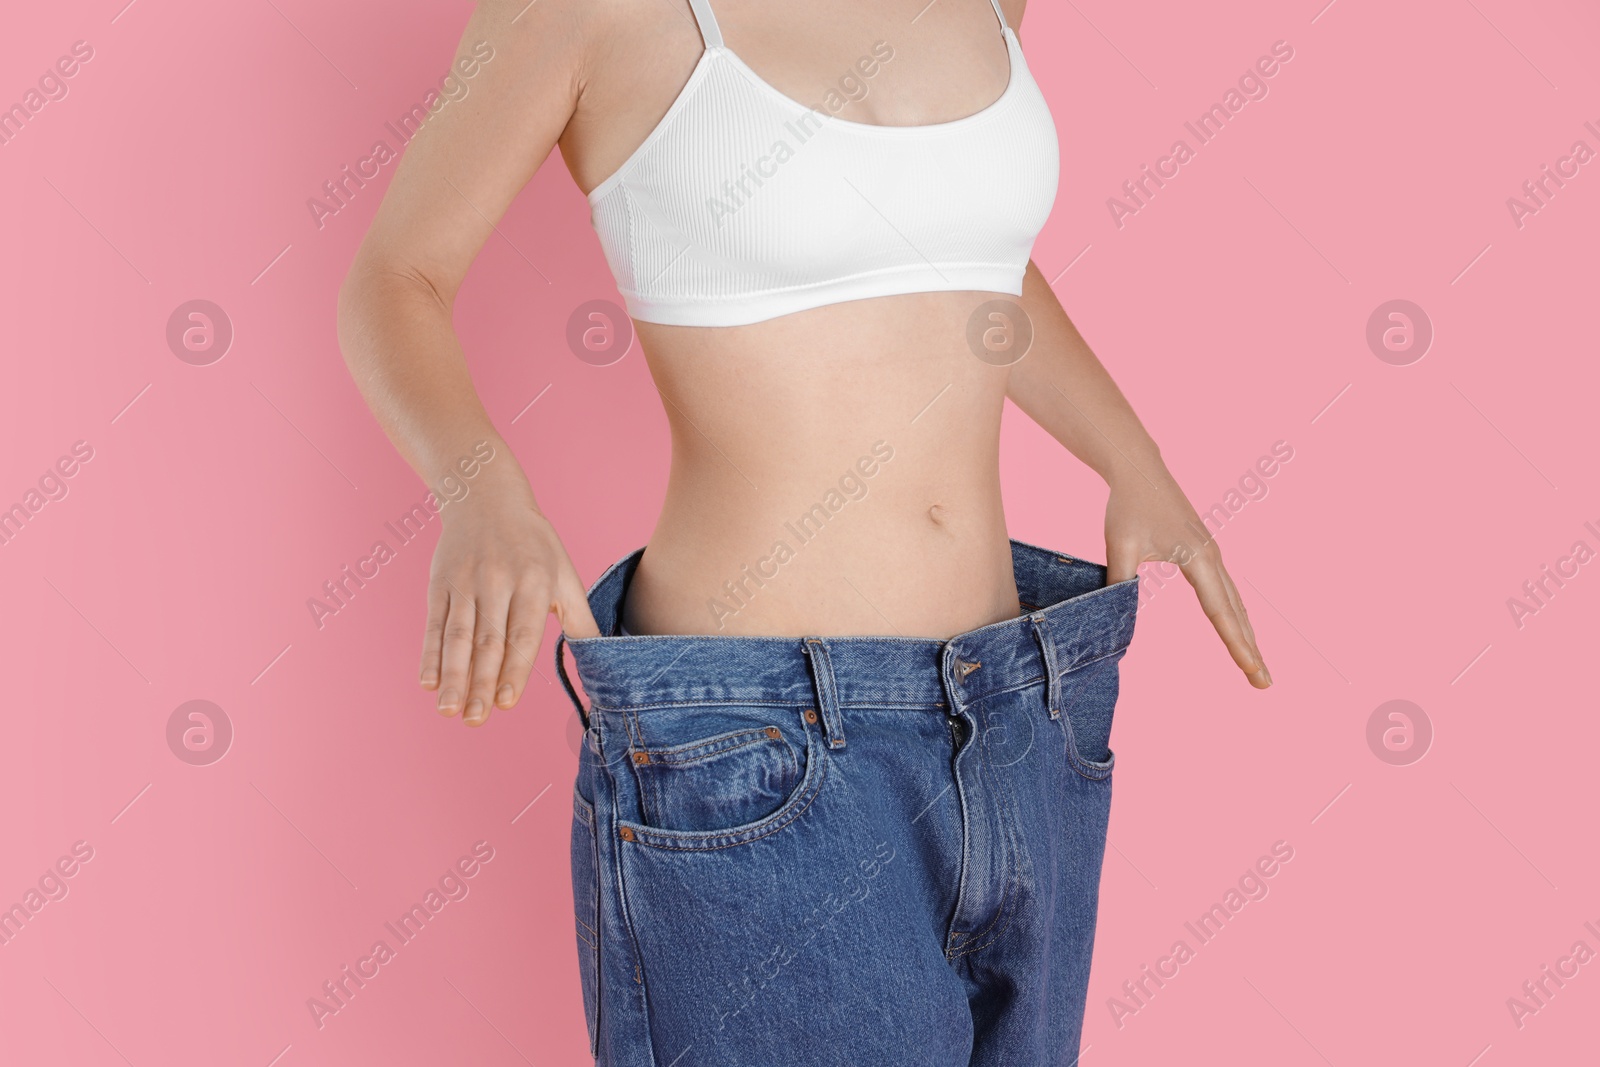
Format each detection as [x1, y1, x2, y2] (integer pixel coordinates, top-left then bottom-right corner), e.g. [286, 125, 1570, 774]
[558, 540, 1138, 1066]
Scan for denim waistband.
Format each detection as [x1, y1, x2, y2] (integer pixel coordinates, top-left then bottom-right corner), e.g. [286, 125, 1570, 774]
[556, 540, 1138, 719]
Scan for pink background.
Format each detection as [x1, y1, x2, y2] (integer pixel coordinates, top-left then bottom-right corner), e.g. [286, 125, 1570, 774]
[3, 0, 1597, 1064]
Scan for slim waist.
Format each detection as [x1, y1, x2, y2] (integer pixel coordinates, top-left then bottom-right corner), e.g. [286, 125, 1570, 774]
[560, 540, 1138, 712]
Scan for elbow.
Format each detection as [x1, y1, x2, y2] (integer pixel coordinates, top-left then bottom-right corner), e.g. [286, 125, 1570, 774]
[335, 266, 374, 375]
[341, 253, 452, 314]
[336, 249, 393, 337]
[336, 254, 452, 370]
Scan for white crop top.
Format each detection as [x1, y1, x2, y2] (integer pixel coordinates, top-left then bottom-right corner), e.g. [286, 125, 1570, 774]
[587, 0, 1060, 327]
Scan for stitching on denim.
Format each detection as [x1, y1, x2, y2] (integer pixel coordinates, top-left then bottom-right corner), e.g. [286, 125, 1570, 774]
[838, 700, 949, 710]
[1053, 694, 1116, 780]
[945, 710, 1021, 958]
[572, 783, 603, 1058]
[628, 758, 826, 852]
[625, 706, 666, 827]
[624, 737, 829, 852]
[614, 699, 949, 713]
[1051, 658, 1121, 780]
[595, 665, 1077, 709]
[620, 705, 641, 748]
[1053, 643, 1131, 678]
[605, 787, 655, 1065]
[1070, 750, 1116, 779]
[635, 732, 800, 830]
[592, 646, 1123, 715]
[950, 738, 1028, 959]
[567, 632, 951, 649]
[804, 638, 848, 750]
[642, 729, 793, 767]
[952, 690, 1045, 960]
[943, 638, 1128, 708]
[623, 706, 649, 822]
[959, 673, 1047, 704]
[617, 699, 810, 713]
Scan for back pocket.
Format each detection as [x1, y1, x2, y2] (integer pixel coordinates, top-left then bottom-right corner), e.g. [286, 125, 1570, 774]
[631, 714, 802, 834]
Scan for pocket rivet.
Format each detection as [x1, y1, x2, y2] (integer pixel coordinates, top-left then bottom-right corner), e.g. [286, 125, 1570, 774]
[619, 826, 636, 841]
[632, 751, 650, 765]
[804, 709, 819, 724]
[764, 726, 781, 739]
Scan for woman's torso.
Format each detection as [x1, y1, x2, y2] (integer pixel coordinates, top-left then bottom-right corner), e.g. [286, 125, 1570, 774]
[556, 0, 1049, 639]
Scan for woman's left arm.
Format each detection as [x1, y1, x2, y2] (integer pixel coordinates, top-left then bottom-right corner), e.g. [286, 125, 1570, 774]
[1004, 261, 1273, 689]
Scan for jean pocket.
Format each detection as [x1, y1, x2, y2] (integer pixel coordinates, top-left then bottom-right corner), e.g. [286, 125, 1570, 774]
[630, 709, 803, 834]
[1054, 648, 1127, 779]
[619, 706, 827, 850]
[571, 789, 600, 1054]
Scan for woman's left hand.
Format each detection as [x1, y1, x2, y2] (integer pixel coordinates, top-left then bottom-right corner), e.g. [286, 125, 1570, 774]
[1104, 463, 1272, 689]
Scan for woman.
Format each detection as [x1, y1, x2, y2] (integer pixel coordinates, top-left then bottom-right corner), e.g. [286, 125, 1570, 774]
[337, 0, 1270, 1063]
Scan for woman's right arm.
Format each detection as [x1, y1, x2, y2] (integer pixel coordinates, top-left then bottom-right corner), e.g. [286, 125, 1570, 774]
[336, 0, 601, 729]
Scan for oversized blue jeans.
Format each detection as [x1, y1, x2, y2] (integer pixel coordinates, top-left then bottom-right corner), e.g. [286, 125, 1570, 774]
[557, 540, 1138, 1066]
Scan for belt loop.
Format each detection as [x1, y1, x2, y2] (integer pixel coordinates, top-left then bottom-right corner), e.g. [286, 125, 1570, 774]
[938, 641, 965, 715]
[555, 634, 591, 731]
[1028, 612, 1063, 720]
[800, 637, 846, 750]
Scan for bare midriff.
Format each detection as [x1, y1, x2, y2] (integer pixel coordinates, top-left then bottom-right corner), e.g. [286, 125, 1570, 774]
[549, 1, 1030, 639]
[619, 293, 1023, 640]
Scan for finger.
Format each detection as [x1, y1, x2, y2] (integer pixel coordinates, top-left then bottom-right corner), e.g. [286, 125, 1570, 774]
[436, 585, 478, 716]
[1216, 565, 1260, 651]
[553, 566, 601, 639]
[1183, 554, 1262, 676]
[1181, 550, 1271, 688]
[463, 588, 513, 727]
[495, 583, 548, 709]
[420, 579, 451, 691]
[1105, 535, 1143, 586]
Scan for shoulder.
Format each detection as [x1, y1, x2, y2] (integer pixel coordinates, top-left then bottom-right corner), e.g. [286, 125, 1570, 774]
[998, 0, 1029, 38]
[447, 0, 700, 110]
[472, 0, 700, 84]
[463, 0, 648, 64]
[471, 0, 688, 47]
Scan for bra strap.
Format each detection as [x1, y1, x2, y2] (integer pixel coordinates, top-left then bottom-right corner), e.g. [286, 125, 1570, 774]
[687, 0, 725, 48]
[988, 0, 1009, 31]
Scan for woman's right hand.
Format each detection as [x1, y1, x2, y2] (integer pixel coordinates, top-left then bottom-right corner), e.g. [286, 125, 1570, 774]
[421, 463, 601, 727]
[329, 5, 606, 726]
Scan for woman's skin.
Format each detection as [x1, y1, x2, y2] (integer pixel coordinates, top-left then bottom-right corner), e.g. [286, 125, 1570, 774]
[337, 0, 1271, 728]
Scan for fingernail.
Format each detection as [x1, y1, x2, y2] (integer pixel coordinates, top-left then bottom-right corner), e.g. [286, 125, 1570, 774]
[438, 689, 460, 713]
[465, 698, 483, 720]
[497, 684, 514, 706]
[1256, 667, 1273, 686]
